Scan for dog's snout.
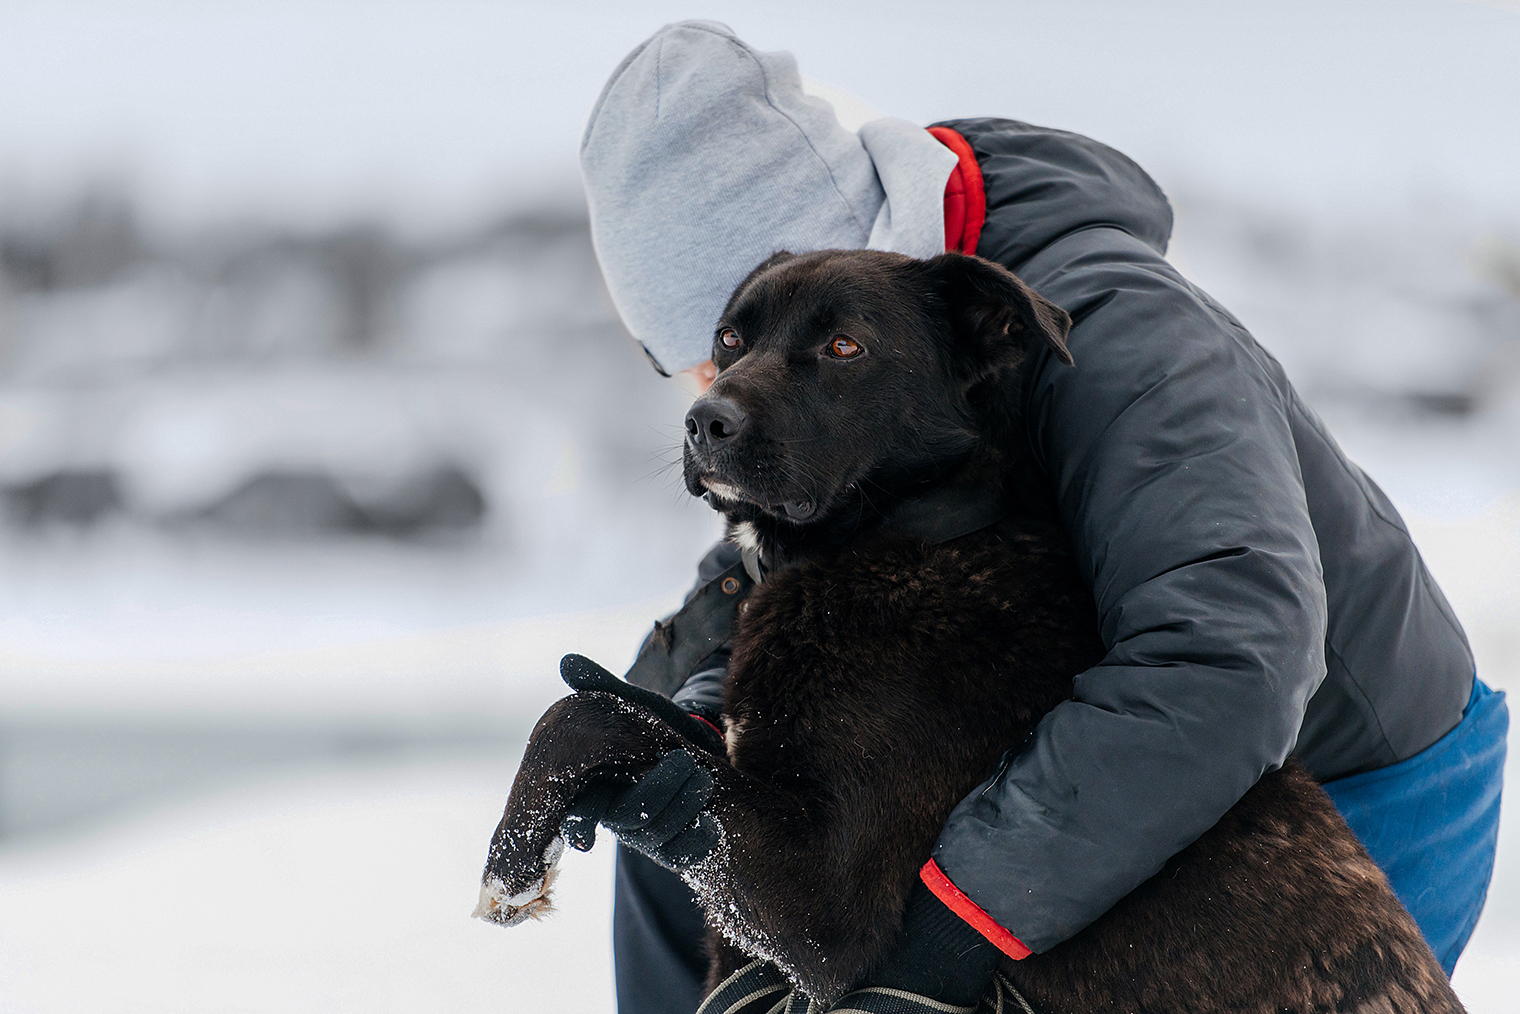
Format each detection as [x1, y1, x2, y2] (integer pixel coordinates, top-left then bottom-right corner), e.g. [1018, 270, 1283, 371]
[685, 397, 748, 449]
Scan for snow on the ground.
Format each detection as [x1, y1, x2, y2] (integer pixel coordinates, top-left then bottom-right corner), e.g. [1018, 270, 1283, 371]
[0, 333, 1514, 1013]
[1, 485, 1512, 1012]
[1406, 493, 1520, 1011]
[1456, 924, 1520, 1014]
[0, 755, 618, 1014]
[0, 564, 688, 723]
[0, 740, 1515, 1013]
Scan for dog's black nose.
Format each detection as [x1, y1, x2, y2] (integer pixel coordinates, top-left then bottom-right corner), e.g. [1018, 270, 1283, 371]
[685, 397, 748, 449]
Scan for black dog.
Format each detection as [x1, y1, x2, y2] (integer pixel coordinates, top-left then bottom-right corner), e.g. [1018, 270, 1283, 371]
[478, 250, 1461, 1013]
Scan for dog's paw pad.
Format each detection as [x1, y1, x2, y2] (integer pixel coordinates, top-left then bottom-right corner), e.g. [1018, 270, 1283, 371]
[474, 868, 558, 925]
[473, 837, 565, 927]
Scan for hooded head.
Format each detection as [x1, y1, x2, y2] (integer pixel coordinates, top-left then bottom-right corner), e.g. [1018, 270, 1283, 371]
[581, 21, 956, 376]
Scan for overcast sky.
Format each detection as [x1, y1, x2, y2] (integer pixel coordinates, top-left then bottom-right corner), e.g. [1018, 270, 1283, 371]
[3, 0, 1518, 230]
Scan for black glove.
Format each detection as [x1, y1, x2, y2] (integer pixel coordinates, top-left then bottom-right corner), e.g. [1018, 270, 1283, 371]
[850, 878, 1002, 1009]
[559, 653, 725, 755]
[562, 748, 720, 871]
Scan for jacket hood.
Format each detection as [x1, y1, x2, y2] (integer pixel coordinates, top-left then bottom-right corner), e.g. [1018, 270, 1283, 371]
[581, 21, 956, 374]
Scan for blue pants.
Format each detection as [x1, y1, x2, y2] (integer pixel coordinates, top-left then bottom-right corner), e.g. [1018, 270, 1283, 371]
[1321, 677, 1508, 976]
[614, 681, 1509, 1012]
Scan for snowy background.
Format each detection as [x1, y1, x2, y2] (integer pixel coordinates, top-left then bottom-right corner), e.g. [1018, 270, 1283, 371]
[1, 1, 1518, 1010]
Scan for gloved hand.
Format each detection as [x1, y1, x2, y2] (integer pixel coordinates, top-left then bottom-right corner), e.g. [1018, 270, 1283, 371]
[562, 748, 720, 871]
[847, 877, 1003, 1010]
[559, 653, 725, 756]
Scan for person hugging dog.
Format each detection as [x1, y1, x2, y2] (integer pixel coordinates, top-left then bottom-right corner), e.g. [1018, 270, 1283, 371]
[576, 21, 1506, 1014]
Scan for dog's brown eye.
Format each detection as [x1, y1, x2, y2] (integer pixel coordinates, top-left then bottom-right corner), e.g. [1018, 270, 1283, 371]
[720, 328, 742, 350]
[830, 336, 862, 359]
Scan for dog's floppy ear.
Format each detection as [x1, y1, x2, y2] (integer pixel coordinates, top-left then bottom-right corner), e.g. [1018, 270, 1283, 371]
[748, 250, 796, 276]
[724, 250, 797, 308]
[921, 252, 1073, 373]
[717, 251, 798, 331]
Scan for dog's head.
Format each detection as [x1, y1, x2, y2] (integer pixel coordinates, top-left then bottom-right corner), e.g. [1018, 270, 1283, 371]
[681, 249, 1071, 551]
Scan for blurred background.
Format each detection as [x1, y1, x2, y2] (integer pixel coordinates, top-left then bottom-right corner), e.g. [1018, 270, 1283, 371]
[0, 1, 1517, 1010]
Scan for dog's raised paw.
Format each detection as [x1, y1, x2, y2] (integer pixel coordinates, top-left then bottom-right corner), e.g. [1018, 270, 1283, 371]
[473, 836, 564, 926]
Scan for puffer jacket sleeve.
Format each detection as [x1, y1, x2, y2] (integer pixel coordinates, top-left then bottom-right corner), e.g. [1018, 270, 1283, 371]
[925, 120, 1328, 954]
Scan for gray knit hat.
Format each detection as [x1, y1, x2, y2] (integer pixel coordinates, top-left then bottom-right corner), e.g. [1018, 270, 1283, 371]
[581, 21, 955, 375]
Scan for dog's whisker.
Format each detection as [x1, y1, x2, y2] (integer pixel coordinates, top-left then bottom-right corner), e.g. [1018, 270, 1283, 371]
[637, 461, 684, 486]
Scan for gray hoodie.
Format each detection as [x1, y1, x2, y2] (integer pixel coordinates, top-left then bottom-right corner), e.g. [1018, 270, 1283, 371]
[580, 20, 956, 374]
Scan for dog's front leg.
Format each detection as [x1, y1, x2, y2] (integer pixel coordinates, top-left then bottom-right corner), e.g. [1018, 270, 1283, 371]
[474, 688, 885, 1005]
[475, 690, 698, 924]
[673, 766, 921, 1005]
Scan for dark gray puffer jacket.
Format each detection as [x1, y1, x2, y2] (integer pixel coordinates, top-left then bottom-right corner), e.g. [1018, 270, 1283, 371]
[651, 117, 1474, 956]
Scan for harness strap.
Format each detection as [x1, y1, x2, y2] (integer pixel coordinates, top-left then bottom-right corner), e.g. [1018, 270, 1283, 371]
[992, 973, 1038, 1014]
[695, 962, 1040, 1014]
[828, 985, 978, 1014]
[697, 961, 790, 1014]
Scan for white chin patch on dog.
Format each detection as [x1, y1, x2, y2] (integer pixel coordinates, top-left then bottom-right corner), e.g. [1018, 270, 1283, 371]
[704, 480, 748, 504]
[731, 521, 760, 554]
[472, 836, 565, 927]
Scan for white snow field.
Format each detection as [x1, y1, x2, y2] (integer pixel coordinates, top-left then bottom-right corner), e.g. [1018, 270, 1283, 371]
[0, 652, 1514, 1014]
[0, 491, 1513, 1013]
[0, 756, 621, 1013]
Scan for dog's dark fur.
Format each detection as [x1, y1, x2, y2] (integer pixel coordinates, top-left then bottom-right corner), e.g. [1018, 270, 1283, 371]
[480, 250, 1461, 1013]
